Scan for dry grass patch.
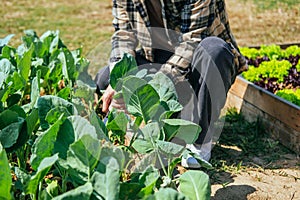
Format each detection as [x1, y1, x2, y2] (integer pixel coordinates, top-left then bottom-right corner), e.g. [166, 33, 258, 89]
[226, 0, 300, 46]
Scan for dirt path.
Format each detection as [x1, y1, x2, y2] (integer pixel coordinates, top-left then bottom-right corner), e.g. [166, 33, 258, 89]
[211, 168, 300, 199]
[210, 141, 300, 199]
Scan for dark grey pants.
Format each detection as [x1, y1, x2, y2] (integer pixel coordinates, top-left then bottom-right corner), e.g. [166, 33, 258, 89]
[95, 36, 236, 145]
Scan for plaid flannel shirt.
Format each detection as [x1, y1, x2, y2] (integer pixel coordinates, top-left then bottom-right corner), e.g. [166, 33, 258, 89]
[110, 0, 248, 75]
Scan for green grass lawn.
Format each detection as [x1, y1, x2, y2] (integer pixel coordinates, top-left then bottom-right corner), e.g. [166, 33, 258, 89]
[1, 0, 113, 55]
[2, 0, 299, 57]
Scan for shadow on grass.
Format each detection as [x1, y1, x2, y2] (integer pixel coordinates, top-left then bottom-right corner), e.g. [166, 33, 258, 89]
[212, 108, 295, 168]
[211, 185, 256, 200]
[208, 108, 298, 185]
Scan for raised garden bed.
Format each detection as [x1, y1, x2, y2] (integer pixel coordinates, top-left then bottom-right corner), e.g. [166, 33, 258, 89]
[224, 44, 300, 155]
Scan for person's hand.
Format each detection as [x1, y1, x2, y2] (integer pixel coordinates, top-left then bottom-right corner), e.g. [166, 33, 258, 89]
[102, 85, 127, 113]
[102, 85, 115, 113]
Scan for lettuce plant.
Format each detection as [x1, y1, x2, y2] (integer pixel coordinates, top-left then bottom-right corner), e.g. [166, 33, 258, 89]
[276, 88, 300, 106]
[241, 44, 300, 106]
[243, 60, 291, 83]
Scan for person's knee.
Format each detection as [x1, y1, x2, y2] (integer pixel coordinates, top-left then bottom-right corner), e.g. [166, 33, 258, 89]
[197, 36, 236, 84]
[198, 36, 234, 68]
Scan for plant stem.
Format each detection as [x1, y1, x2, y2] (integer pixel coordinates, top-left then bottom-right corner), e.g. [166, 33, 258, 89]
[62, 171, 68, 193]
[16, 149, 25, 170]
[167, 157, 171, 178]
[155, 148, 168, 176]
[172, 177, 180, 182]
[55, 163, 68, 192]
[31, 194, 36, 200]
[38, 181, 42, 200]
[148, 132, 168, 176]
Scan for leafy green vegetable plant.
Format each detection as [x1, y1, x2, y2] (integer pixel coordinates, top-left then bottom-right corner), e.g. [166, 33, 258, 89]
[0, 30, 90, 175]
[276, 88, 300, 106]
[240, 44, 300, 107]
[242, 60, 291, 83]
[0, 32, 211, 199]
[240, 44, 300, 60]
[103, 52, 212, 198]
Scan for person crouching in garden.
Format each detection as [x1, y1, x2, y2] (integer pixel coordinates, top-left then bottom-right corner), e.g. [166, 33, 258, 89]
[95, 0, 248, 168]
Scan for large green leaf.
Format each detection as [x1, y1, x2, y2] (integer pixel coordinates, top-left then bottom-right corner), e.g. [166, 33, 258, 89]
[153, 188, 186, 200]
[156, 140, 185, 156]
[123, 82, 160, 123]
[132, 123, 160, 154]
[33, 40, 48, 58]
[0, 71, 24, 101]
[26, 108, 39, 136]
[0, 117, 24, 148]
[0, 34, 14, 47]
[89, 111, 108, 140]
[71, 48, 89, 75]
[132, 139, 154, 154]
[162, 119, 201, 144]
[58, 48, 76, 82]
[110, 53, 138, 90]
[54, 119, 75, 159]
[0, 144, 12, 200]
[54, 116, 98, 159]
[56, 87, 71, 100]
[159, 100, 183, 120]
[40, 30, 62, 54]
[122, 76, 147, 105]
[133, 151, 157, 173]
[0, 107, 29, 153]
[73, 80, 95, 102]
[18, 44, 34, 83]
[139, 122, 160, 140]
[149, 72, 178, 102]
[30, 115, 63, 170]
[137, 166, 160, 198]
[6, 119, 28, 153]
[1, 47, 17, 72]
[106, 111, 129, 137]
[119, 182, 142, 200]
[0, 109, 18, 129]
[0, 58, 14, 89]
[13, 167, 31, 194]
[98, 144, 128, 171]
[91, 158, 120, 200]
[178, 170, 211, 200]
[26, 154, 59, 195]
[6, 94, 22, 108]
[64, 135, 102, 184]
[68, 116, 98, 140]
[22, 70, 41, 112]
[36, 95, 77, 130]
[45, 106, 71, 125]
[52, 182, 93, 200]
[11, 71, 24, 92]
[0, 58, 15, 74]
[48, 59, 63, 86]
[22, 30, 38, 48]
